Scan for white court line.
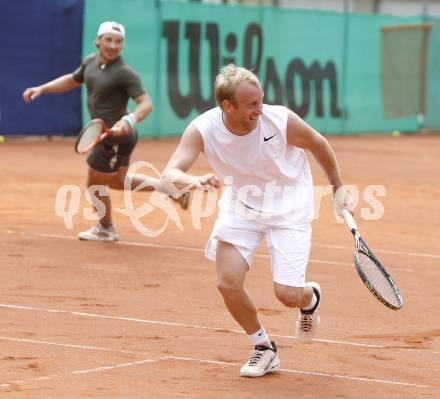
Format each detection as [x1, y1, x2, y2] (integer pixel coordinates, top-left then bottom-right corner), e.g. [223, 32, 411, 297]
[1, 230, 437, 351]
[0, 344, 437, 391]
[2, 303, 439, 355]
[0, 357, 162, 389]
[0, 336, 136, 354]
[315, 242, 440, 260]
[4, 230, 440, 272]
[34, 232, 440, 261]
[5, 228, 440, 262]
[32, 232, 353, 266]
[278, 367, 438, 390]
[9, 231, 425, 273]
[156, 356, 440, 390]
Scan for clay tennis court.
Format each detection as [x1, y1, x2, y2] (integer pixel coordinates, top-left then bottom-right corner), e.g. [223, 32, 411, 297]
[0, 134, 439, 398]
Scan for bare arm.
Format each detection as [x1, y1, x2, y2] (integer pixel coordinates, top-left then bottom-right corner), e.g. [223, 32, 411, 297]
[23, 74, 81, 103]
[131, 93, 153, 123]
[111, 93, 153, 138]
[161, 124, 220, 192]
[286, 109, 343, 192]
[286, 110, 354, 215]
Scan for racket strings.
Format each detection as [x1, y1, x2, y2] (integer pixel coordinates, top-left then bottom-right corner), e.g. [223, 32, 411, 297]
[357, 251, 400, 307]
[77, 122, 102, 153]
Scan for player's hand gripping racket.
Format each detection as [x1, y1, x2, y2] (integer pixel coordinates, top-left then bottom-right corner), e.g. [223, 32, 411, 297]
[341, 209, 403, 310]
[75, 119, 111, 154]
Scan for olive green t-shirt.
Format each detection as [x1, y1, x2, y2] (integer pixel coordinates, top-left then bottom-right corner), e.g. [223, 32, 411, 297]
[73, 53, 146, 129]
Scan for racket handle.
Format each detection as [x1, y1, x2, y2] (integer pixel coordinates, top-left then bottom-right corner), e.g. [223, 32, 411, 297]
[99, 131, 111, 141]
[341, 209, 358, 232]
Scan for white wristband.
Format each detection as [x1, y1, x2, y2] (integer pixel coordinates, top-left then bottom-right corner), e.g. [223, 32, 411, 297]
[121, 113, 137, 129]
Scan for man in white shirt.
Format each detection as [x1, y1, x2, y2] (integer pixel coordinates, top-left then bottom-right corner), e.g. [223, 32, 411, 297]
[161, 64, 354, 378]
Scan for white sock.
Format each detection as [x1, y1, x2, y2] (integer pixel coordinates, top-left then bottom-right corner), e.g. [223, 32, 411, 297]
[302, 290, 317, 311]
[248, 327, 272, 348]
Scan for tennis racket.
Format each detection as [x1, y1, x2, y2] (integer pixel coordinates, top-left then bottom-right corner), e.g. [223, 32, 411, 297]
[75, 119, 111, 154]
[341, 209, 403, 310]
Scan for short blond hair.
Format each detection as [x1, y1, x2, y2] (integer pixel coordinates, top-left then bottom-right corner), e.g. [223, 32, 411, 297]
[214, 64, 261, 109]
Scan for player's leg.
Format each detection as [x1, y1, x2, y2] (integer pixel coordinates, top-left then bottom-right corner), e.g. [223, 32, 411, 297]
[216, 240, 260, 334]
[78, 141, 122, 241]
[78, 167, 119, 241]
[273, 283, 313, 309]
[295, 281, 321, 341]
[206, 206, 280, 376]
[274, 281, 321, 342]
[216, 240, 280, 378]
[268, 223, 321, 341]
[87, 167, 115, 227]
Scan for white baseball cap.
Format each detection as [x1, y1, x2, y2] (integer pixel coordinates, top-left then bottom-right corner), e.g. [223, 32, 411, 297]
[97, 21, 125, 39]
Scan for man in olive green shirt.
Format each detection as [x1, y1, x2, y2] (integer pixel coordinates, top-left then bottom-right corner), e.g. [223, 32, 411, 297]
[23, 21, 189, 241]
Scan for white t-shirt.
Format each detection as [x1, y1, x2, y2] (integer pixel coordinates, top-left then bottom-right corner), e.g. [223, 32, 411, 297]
[192, 104, 314, 224]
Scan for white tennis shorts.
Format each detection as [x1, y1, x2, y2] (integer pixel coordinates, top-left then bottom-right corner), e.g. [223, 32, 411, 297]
[205, 209, 312, 287]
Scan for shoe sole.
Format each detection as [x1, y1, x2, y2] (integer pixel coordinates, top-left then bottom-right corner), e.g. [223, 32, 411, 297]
[78, 235, 119, 242]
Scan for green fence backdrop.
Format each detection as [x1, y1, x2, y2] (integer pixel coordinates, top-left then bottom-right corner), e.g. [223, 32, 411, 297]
[426, 16, 440, 129]
[82, 0, 440, 137]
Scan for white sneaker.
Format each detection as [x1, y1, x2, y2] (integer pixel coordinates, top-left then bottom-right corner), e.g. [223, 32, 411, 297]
[240, 341, 280, 378]
[296, 282, 321, 342]
[171, 191, 192, 210]
[78, 223, 119, 242]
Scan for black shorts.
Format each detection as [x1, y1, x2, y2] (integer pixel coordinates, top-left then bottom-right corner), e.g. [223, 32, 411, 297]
[87, 130, 138, 173]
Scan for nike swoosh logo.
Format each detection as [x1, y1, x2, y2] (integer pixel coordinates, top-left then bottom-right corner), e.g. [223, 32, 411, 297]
[264, 134, 276, 142]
